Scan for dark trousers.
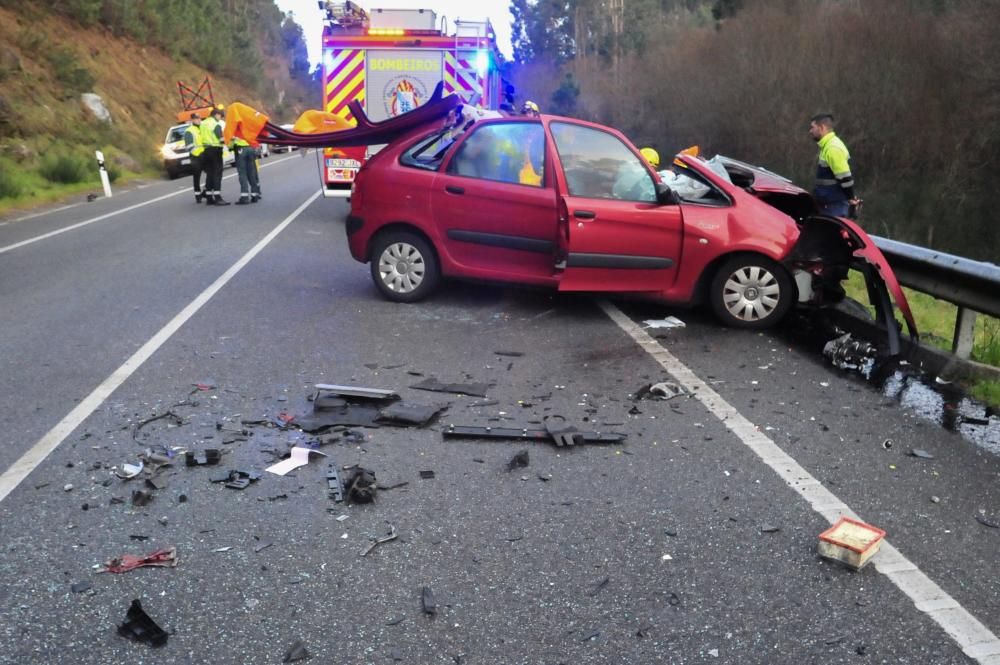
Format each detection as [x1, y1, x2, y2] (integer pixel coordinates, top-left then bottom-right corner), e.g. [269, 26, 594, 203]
[190, 154, 203, 194]
[235, 148, 260, 200]
[202, 147, 224, 196]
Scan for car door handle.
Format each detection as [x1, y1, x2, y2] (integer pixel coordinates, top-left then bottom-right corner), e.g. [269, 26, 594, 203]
[445, 185, 465, 195]
[573, 210, 596, 219]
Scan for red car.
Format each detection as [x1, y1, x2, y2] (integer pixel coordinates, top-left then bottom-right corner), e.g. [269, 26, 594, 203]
[339, 92, 915, 341]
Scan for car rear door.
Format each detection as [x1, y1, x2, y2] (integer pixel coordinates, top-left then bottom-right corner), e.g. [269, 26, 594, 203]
[548, 121, 682, 292]
[430, 120, 559, 284]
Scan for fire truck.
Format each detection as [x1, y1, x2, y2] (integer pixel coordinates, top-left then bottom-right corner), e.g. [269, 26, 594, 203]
[318, 1, 504, 197]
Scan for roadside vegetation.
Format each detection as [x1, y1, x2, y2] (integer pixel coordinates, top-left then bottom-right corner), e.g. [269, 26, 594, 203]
[0, 1, 317, 213]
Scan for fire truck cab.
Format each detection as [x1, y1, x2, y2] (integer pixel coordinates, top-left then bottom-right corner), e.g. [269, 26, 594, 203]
[318, 1, 504, 197]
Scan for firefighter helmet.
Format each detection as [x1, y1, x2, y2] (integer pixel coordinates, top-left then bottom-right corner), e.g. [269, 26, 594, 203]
[521, 100, 540, 116]
[640, 147, 660, 169]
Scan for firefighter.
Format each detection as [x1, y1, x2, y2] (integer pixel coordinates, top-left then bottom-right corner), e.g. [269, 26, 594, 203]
[200, 105, 230, 206]
[640, 147, 660, 169]
[184, 114, 206, 202]
[521, 100, 540, 117]
[808, 113, 860, 217]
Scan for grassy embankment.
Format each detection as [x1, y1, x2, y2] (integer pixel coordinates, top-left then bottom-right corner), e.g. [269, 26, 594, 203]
[0, 6, 311, 214]
[844, 272, 1000, 406]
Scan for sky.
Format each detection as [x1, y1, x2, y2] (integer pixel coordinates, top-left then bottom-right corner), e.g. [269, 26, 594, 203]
[273, 0, 515, 64]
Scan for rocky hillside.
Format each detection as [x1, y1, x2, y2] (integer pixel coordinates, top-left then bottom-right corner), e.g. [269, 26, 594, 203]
[0, 3, 317, 207]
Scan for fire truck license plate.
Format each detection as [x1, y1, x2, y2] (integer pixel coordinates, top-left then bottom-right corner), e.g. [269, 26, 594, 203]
[327, 159, 360, 168]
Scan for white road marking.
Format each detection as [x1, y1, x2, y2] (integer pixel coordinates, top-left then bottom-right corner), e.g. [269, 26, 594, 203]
[0, 190, 322, 504]
[600, 300, 1000, 664]
[0, 153, 302, 253]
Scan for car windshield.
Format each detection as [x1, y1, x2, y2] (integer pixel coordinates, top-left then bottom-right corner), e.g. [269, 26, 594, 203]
[167, 126, 189, 143]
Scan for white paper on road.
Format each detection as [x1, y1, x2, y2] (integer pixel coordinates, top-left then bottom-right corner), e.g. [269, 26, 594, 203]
[265, 446, 327, 476]
[643, 316, 686, 329]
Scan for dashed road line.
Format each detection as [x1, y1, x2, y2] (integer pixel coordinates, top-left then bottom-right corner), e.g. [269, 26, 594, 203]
[0, 189, 322, 504]
[600, 300, 1000, 664]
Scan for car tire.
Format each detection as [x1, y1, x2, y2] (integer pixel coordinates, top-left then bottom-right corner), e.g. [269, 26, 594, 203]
[370, 231, 440, 303]
[709, 255, 794, 329]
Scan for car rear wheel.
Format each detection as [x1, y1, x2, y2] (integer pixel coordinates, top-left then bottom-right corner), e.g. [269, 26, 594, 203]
[370, 231, 439, 302]
[709, 255, 794, 329]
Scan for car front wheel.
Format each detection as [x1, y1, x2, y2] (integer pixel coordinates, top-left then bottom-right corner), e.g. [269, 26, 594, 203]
[370, 231, 440, 302]
[709, 255, 794, 329]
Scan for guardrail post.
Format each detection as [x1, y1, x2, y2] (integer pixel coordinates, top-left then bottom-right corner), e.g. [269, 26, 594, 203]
[952, 306, 977, 359]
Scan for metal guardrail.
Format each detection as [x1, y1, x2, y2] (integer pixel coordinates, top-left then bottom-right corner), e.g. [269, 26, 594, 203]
[872, 235, 1000, 359]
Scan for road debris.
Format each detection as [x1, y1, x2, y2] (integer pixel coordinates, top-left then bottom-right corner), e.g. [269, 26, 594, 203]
[643, 316, 686, 329]
[71, 581, 93, 594]
[378, 402, 448, 426]
[117, 599, 168, 647]
[419, 470, 435, 479]
[360, 524, 398, 556]
[313, 384, 400, 401]
[588, 576, 610, 596]
[908, 449, 935, 460]
[634, 382, 687, 401]
[421, 586, 437, 615]
[444, 419, 625, 448]
[131, 489, 153, 507]
[506, 450, 529, 472]
[283, 639, 309, 662]
[345, 467, 377, 503]
[185, 449, 221, 466]
[132, 402, 190, 441]
[327, 465, 345, 502]
[214, 469, 262, 489]
[99, 546, 177, 573]
[975, 514, 999, 529]
[823, 332, 876, 371]
[760, 524, 781, 534]
[411, 377, 488, 398]
[818, 517, 886, 570]
[265, 446, 328, 476]
[115, 462, 144, 480]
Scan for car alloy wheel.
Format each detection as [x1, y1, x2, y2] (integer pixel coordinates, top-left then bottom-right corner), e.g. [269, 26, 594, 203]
[710, 255, 793, 329]
[370, 231, 439, 302]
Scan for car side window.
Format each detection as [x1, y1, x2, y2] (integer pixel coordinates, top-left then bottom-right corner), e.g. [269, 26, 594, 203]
[551, 122, 656, 203]
[447, 122, 545, 187]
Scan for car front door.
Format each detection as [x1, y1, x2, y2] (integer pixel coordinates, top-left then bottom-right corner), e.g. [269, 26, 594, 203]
[549, 121, 682, 292]
[430, 120, 559, 284]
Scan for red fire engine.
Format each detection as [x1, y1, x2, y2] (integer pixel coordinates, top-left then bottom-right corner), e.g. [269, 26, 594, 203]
[318, 1, 504, 197]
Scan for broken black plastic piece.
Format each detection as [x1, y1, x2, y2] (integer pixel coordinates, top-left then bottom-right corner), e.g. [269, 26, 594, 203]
[131, 489, 153, 507]
[378, 402, 448, 426]
[283, 639, 309, 662]
[117, 599, 168, 647]
[419, 470, 435, 479]
[443, 424, 625, 447]
[345, 467, 377, 503]
[71, 581, 92, 594]
[327, 465, 344, 502]
[506, 450, 529, 472]
[421, 586, 437, 615]
[411, 377, 488, 398]
[185, 449, 221, 466]
[314, 384, 400, 401]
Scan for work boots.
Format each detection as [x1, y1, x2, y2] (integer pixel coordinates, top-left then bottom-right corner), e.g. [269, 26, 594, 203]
[214, 195, 231, 206]
[194, 191, 204, 203]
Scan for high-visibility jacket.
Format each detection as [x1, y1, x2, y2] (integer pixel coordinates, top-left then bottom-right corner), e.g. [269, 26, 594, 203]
[814, 131, 854, 204]
[184, 124, 204, 157]
[201, 116, 224, 148]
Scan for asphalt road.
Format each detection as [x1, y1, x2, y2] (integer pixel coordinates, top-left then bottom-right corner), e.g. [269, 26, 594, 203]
[0, 154, 997, 664]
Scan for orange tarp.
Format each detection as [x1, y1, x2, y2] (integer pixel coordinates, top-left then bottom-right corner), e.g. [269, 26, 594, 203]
[292, 111, 356, 134]
[223, 102, 269, 147]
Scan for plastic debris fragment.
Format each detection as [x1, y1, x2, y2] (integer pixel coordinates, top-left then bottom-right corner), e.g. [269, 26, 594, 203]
[643, 316, 686, 329]
[117, 599, 168, 647]
[345, 467, 377, 503]
[115, 462, 144, 479]
[265, 446, 328, 476]
[283, 639, 309, 662]
[823, 332, 876, 371]
[421, 586, 437, 615]
[100, 546, 177, 573]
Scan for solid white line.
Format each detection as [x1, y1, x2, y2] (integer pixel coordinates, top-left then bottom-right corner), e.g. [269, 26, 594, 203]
[0, 153, 303, 253]
[599, 300, 1000, 663]
[10, 203, 78, 223]
[0, 190, 322, 504]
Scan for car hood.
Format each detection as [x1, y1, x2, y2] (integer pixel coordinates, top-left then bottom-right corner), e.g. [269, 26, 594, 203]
[712, 155, 808, 196]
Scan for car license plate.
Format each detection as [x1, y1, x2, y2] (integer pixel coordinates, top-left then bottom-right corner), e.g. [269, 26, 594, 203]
[180, 158, 190, 165]
[327, 159, 360, 168]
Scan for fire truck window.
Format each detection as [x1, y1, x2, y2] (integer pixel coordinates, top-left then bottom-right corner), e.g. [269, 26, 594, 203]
[551, 122, 656, 203]
[448, 123, 545, 187]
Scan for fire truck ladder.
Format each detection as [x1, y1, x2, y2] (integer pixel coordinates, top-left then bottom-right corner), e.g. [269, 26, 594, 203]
[322, 0, 368, 29]
[453, 19, 492, 106]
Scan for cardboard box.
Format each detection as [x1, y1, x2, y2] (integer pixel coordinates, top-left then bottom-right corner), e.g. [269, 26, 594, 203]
[818, 517, 886, 570]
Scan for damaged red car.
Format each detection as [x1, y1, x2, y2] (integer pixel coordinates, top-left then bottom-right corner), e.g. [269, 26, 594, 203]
[271, 85, 914, 341]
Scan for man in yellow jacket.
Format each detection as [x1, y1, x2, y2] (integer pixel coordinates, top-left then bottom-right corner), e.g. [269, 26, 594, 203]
[809, 113, 860, 218]
[200, 105, 230, 206]
[183, 114, 206, 203]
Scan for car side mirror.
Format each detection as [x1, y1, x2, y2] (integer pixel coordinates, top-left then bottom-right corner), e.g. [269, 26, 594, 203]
[656, 182, 679, 205]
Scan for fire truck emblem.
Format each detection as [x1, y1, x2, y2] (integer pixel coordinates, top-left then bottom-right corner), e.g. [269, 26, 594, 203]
[384, 77, 427, 117]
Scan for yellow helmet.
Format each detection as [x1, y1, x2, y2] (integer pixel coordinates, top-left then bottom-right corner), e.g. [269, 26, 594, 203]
[640, 147, 660, 168]
[522, 100, 540, 115]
